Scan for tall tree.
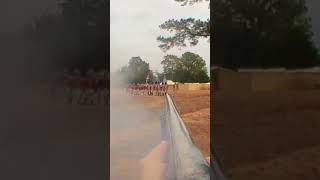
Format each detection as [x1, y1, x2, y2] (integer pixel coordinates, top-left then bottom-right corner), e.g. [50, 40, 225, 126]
[157, 18, 210, 51]
[161, 55, 180, 81]
[161, 52, 209, 83]
[174, 0, 209, 6]
[156, 71, 165, 83]
[213, 0, 319, 69]
[120, 57, 150, 84]
[178, 52, 209, 83]
[157, 0, 209, 52]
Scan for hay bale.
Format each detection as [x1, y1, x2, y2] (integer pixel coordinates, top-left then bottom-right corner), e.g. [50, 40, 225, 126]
[199, 83, 210, 90]
[177, 83, 210, 91]
[189, 83, 200, 90]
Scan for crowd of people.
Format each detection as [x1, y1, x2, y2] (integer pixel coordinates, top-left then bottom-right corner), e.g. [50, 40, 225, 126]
[126, 82, 169, 96]
[49, 68, 109, 105]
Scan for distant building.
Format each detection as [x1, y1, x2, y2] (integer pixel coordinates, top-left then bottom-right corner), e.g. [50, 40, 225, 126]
[166, 80, 175, 85]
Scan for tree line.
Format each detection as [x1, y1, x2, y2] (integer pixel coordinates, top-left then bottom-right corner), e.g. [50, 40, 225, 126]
[161, 52, 209, 83]
[119, 52, 209, 84]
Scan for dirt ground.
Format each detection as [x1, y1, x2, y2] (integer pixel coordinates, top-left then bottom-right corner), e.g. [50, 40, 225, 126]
[170, 90, 210, 158]
[126, 88, 320, 180]
[215, 90, 320, 180]
[133, 90, 210, 159]
[110, 89, 210, 179]
[110, 92, 164, 180]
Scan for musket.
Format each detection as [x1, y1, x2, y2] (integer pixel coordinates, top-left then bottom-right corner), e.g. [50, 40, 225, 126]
[161, 94, 226, 180]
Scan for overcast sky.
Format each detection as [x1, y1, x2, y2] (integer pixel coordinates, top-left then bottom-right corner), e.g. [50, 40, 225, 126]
[110, 0, 210, 73]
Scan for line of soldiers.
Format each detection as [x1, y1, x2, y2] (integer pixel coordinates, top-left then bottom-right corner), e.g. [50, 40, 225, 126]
[49, 68, 109, 105]
[127, 82, 168, 96]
